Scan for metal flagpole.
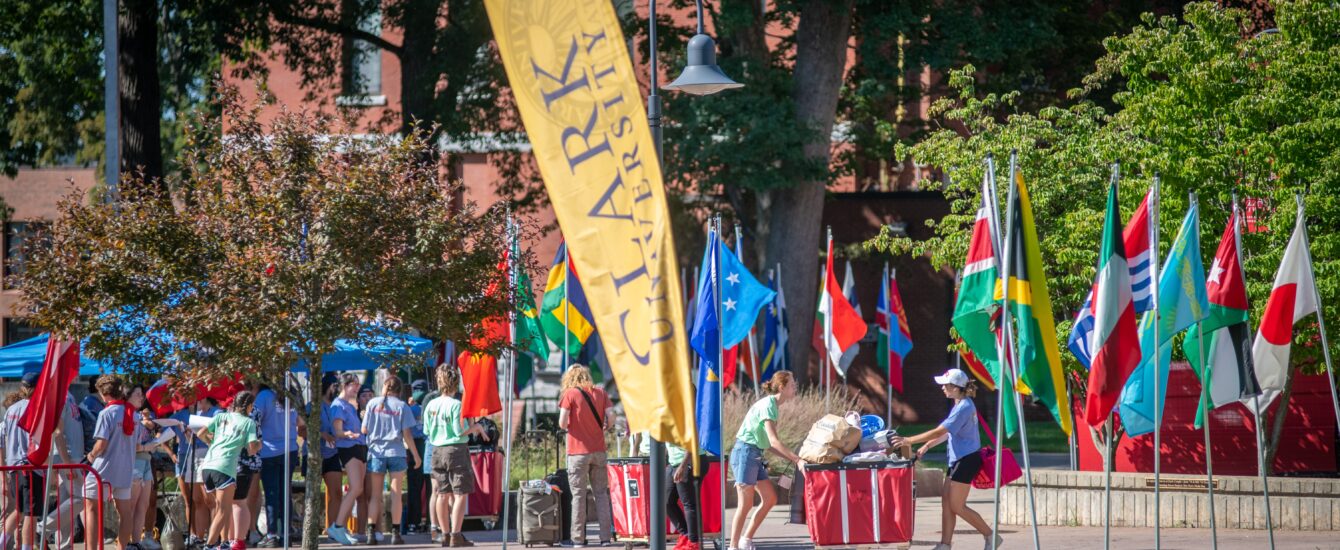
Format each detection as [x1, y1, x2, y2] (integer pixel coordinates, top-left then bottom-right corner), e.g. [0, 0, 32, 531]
[1150, 175, 1163, 550]
[824, 226, 833, 412]
[1237, 195, 1275, 550]
[501, 215, 517, 550]
[283, 378, 292, 548]
[886, 263, 895, 427]
[714, 216, 727, 550]
[564, 246, 570, 370]
[985, 153, 1005, 550]
[1190, 193, 1218, 549]
[736, 224, 762, 397]
[1003, 152, 1041, 550]
[1295, 194, 1340, 437]
[1103, 162, 1119, 550]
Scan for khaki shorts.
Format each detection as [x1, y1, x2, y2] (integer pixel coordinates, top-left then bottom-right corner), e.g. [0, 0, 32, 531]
[430, 443, 474, 495]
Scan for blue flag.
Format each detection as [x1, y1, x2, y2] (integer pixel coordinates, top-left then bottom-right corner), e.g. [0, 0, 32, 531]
[1119, 201, 1209, 436]
[719, 244, 776, 348]
[760, 271, 789, 382]
[690, 231, 723, 455]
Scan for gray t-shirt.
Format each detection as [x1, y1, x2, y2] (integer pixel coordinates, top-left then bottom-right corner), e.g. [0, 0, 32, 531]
[60, 394, 85, 465]
[362, 396, 417, 458]
[2, 399, 31, 466]
[92, 404, 142, 489]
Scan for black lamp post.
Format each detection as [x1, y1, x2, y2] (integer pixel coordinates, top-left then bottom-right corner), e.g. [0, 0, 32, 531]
[645, 1, 741, 550]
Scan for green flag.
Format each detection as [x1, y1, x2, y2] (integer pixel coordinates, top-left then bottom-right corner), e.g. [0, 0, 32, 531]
[512, 239, 547, 393]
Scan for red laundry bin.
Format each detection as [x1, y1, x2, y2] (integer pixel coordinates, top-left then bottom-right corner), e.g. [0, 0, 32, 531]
[803, 460, 914, 547]
[608, 456, 724, 541]
[465, 448, 504, 518]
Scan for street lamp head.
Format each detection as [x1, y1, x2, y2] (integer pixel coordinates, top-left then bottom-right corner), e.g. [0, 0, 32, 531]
[663, 33, 743, 96]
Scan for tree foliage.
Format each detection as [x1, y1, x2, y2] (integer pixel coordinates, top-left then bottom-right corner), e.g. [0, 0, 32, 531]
[14, 87, 516, 548]
[870, 1, 1340, 464]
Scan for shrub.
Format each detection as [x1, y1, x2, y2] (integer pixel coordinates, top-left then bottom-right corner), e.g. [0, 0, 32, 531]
[722, 386, 861, 476]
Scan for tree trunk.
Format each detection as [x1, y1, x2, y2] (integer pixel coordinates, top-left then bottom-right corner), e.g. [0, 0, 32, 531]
[1264, 365, 1296, 475]
[302, 357, 326, 550]
[396, 0, 442, 140]
[118, 0, 164, 192]
[765, 0, 854, 388]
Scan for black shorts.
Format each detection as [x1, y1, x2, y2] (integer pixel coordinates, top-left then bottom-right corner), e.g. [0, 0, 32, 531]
[234, 469, 257, 499]
[202, 469, 237, 493]
[322, 454, 343, 475]
[337, 444, 368, 468]
[10, 472, 45, 516]
[947, 450, 984, 485]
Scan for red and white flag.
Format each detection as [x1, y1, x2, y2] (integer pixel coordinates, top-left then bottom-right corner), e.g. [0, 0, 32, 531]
[814, 237, 868, 367]
[18, 339, 81, 466]
[1250, 200, 1319, 413]
[1083, 182, 1142, 427]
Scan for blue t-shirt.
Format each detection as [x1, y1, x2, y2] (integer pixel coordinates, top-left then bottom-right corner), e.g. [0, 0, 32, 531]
[409, 403, 425, 439]
[330, 398, 364, 448]
[362, 396, 417, 458]
[940, 399, 981, 464]
[318, 402, 338, 459]
[253, 388, 299, 458]
[92, 404, 143, 490]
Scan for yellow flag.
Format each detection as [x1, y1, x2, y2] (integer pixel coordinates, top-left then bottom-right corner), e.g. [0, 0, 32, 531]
[484, 0, 697, 452]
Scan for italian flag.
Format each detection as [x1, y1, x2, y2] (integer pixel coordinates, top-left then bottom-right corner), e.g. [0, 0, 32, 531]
[1249, 199, 1318, 414]
[1082, 182, 1141, 428]
[816, 237, 867, 367]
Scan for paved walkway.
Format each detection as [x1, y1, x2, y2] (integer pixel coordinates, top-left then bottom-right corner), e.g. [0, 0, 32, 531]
[315, 487, 1340, 550]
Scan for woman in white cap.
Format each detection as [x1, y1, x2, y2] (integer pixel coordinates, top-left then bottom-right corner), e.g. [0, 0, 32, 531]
[891, 368, 1000, 550]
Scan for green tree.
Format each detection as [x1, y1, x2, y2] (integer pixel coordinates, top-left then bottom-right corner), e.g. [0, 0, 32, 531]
[872, 1, 1340, 471]
[15, 88, 516, 547]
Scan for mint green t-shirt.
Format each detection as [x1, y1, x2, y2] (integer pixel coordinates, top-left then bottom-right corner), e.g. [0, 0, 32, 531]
[199, 412, 259, 478]
[638, 431, 701, 466]
[423, 395, 466, 446]
[734, 396, 778, 450]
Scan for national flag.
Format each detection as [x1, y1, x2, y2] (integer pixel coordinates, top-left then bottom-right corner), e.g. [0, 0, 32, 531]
[1184, 207, 1261, 427]
[1069, 190, 1155, 368]
[877, 264, 914, 393]
[1002, 167, 1073, 437]
[690, 230, 723, 455]
[760, 269, 789, 381]
[1249, 198, 1318, 413]
[952, 172, 1003, 368]
[837, 260, 863, 375]
[815, 239, 868, 368]
[458, 351, 502, 418]
[510, 236, 548, 393]
[1119, 199, 1209, 436]
[540, 243, 595, 358]
[1081, 182, 1142, 428]
[18, 338, 80, 466]
[957, 340, 996, 392]
[719, 241, 777, 348]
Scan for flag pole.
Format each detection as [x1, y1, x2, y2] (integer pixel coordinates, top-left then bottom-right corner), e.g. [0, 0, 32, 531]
[501, 214, 517, 550]
[1149, 174, 1163, 549]
[736, 224, 762, 398]
[1237, 194, 1275, 550]
[714, 215, 727, 550]
[1003, 151, 1042, 550]
[887, 263, 895, 427]
[1187, 192, 1218, 549]
[984, 153, 1005, 550]
[1103, 161, 1119, 550]
[563, 243, 570, 370]
[824, 226, 833, 412]
[776, 262, 786, 374]
[1295, 193, 1340, 437]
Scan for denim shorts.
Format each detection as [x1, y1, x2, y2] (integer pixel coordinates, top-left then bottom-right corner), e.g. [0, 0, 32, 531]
[423, 444, 435, 474]
[368, 455, 408, 474]
[729, 441, 769, 486]
[133, 456, 154, 482]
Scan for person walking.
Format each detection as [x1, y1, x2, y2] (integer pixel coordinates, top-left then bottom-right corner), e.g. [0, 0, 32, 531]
[637, 432, 704, 550]
[84, 375, 144, 550]
[891, 368, 1001, 550]
[728, 371, 804, 550]
[557, 365, 615, 548]
[253, 383, 301, 548]
[196, 390, 261, 550]
[361, 376, 422, 545]
[404, 380, 429, 535]
[174, 399, 221, 547]
[325, 375, 369, 546]
[318, 379, 344, 535]
[127, 386, 162, 550]
[423, 365, 489, 548]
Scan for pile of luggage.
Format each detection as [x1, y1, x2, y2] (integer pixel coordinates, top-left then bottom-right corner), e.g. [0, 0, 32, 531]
[797, 412, 913, 465]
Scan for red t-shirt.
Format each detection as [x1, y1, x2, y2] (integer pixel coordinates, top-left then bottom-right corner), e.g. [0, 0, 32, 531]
[560, 386, 612, 455]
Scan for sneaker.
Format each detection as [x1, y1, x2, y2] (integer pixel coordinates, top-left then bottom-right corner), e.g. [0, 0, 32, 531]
[230, 539, 248, 550]
[366, 526, 378, 546]
[448, 533, 474, 548]
[739, 539, 755, 550]
[390, 533, 404, 545]
[256, 535, 281, 548]
[440, 532, 451, 548]
[325, 525, 355, 546]
[431, 529, 445, 544]
[930, 544, 952, 550]
[985, 534, 1004, 550]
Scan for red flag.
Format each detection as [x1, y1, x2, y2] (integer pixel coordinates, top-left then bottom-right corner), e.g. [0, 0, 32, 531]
[458, 351, 501, 418]
[958, 343, 996, 392]
[202, 375, 247, 408]
[722, 346, 738, 388]
[18, 339, 81, 467]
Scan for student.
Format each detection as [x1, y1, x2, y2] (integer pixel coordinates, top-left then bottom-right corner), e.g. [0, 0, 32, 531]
[891, 369, 1001, 550]
[318, 380, 344, 535]
[420, 386, 443, 543]
[175, 399, 220, 546]
[43, 392, 85, 550]
[423, 365, 488, 548]
[728, 371, 804, 550]
[197, 391, 261, 550]
[1, 374, 44, 550]
[84, 375, 144, 550]
[325, 375, 368, 546]
[127, 386, 163, 550]
[636, 431, 704, 550]
[404, 380, 429, 535]
[361, 376, 422, 545]
[557, 365, 615, 547]
[253, 383, 301, 547]
[231, 421, 263, 549]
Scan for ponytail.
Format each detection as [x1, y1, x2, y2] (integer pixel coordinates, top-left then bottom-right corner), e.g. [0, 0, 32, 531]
[961, 380, 978, 398]
[761, 371, 794, 395]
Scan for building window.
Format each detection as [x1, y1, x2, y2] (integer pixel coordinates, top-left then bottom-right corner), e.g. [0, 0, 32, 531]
[3, 221, 50, 286]
[341, 0, 383, 100]
[2, 318, 43, 346]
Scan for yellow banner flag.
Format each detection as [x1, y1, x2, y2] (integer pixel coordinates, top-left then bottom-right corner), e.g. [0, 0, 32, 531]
[484, 0, 696, 451]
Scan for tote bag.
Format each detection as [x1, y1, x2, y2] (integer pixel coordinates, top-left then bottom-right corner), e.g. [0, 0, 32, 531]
[971, 413, 1023, 489]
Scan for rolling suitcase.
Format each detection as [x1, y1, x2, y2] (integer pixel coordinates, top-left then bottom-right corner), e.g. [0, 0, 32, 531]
[518, 431, 565, 547]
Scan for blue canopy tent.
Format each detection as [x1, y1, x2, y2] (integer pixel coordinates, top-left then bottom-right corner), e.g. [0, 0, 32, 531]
[0, 329, 434, 378]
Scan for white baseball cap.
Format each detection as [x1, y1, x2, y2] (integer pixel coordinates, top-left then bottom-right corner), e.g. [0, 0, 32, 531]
[933, 368, 969, 388]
